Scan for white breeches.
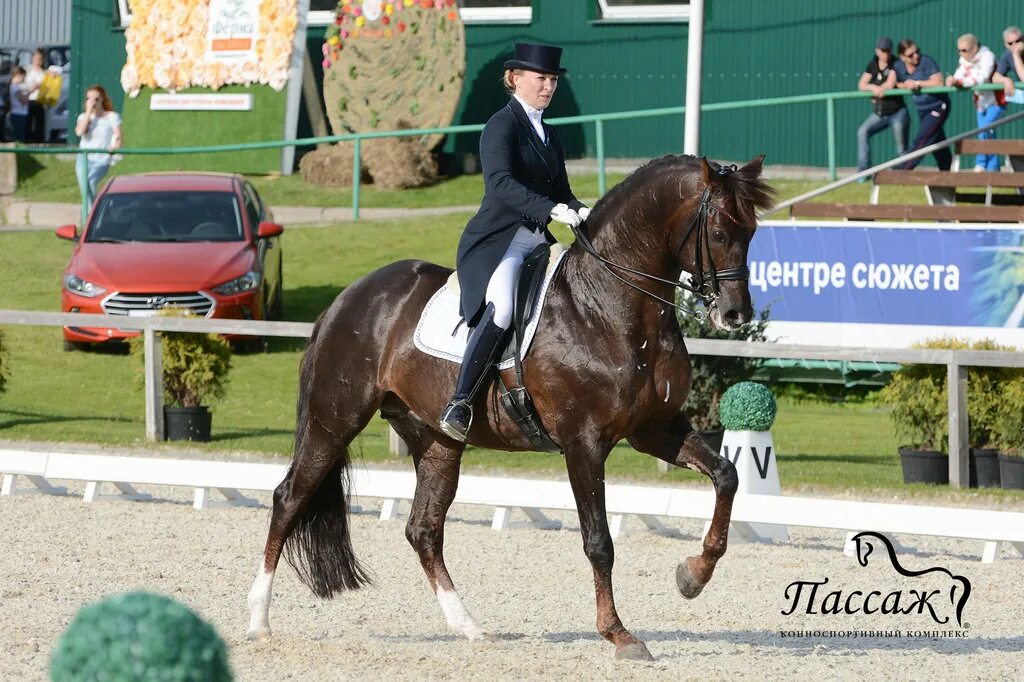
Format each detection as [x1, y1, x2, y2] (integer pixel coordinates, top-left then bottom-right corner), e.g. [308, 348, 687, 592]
[484, 225, 548, 329]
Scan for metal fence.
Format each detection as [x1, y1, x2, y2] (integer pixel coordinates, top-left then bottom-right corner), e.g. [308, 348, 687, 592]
[3, 309, 1024, 489]
[1, 82, 1020, 225]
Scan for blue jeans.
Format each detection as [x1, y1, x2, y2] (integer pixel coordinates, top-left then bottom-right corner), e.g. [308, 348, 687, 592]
[974, 103, 1006, 171]
[857, 108, 909, 171]
[75, 154, 111, 208]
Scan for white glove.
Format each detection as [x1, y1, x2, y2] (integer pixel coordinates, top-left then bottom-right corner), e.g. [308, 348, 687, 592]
[549, 203, 581, 228]
[578, 206, 591, 221]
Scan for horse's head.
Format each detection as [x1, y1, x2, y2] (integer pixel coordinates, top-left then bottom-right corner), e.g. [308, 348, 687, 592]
[674, 155, 773, 331]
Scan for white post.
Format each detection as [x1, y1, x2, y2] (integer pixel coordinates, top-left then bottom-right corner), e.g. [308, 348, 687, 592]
[683, 0, 705, 155]
[144, 327, 164, 441]
[281, 0, 311, 175]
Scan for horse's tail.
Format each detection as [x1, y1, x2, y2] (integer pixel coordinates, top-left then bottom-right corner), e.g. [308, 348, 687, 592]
[281, 319, 372, 597]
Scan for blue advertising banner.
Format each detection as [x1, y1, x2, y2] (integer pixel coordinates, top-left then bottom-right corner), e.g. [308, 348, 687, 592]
[750, 222, 1024, 329]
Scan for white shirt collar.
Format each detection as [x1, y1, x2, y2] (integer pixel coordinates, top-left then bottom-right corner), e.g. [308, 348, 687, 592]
[514, 94, 545, 121]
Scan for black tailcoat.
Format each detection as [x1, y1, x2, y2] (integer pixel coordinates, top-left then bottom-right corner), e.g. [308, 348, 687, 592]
[456, 98, 584, 325]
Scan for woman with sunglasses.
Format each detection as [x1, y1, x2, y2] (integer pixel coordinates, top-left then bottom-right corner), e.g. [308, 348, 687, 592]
[74, 85, 122, 207]
[946, 33, 1004, 172]
[894, 38, 952, 171]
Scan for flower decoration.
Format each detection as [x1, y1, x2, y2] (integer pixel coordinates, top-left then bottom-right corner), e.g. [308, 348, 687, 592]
[121, 0, 299, 96]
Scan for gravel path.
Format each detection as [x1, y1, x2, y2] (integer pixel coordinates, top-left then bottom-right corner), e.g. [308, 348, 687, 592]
[1, 480, 1021, 681]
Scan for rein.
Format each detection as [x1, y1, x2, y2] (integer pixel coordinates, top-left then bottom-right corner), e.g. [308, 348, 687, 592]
[567, 166, 749, 315]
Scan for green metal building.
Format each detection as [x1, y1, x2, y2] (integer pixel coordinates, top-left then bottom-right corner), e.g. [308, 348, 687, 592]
[73, 1, 1024, 168]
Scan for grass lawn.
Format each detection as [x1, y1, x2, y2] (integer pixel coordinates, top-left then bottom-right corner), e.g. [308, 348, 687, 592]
[5, 217, 1016, 502]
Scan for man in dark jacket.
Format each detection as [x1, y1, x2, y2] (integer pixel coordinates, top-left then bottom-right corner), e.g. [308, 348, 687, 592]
[439, 42, 588, 442]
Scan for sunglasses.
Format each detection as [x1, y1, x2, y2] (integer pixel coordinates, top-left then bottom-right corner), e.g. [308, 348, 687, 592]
[958, 48, 971, 53]
[1008, 38, 1024, 46]
[902, 50, 919, 58]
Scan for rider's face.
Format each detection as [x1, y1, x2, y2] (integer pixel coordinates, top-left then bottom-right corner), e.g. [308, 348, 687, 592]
[514, 70, 558, 110]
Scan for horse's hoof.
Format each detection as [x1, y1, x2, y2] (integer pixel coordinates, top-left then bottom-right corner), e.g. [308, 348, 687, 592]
[676, 559, 706, 599]
[246, 626, 272, 641]
[615, 641, 654, 661]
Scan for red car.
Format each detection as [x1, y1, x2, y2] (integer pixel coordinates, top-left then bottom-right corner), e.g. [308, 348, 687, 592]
[56, 172, 284, 350]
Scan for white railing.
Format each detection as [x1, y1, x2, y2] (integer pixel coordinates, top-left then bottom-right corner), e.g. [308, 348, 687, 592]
[3, 309, 1024, 488]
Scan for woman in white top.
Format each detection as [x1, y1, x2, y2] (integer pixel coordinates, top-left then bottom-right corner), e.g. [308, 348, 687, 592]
[25, 49, 47, 143]
[946, 33, 1005, 171]
[74, 85, 122, 207]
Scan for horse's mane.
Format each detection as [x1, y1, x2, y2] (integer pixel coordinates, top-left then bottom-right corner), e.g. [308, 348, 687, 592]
[589, 154, 775, 229]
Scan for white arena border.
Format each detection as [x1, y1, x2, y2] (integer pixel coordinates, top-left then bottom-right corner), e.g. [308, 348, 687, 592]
[3, 448, 1023, 563]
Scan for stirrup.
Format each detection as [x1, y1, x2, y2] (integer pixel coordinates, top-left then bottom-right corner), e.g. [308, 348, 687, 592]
[439, 399, 473, 442]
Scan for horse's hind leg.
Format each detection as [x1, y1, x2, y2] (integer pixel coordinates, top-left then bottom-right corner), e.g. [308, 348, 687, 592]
[390, 414, 489, 640]
[565, 439, 654, 661]
[247, 358, 382, 640]
[628, 413, 738, 599]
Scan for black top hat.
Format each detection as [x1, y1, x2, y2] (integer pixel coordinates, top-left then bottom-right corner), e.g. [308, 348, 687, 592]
[504, 42, 567, 75]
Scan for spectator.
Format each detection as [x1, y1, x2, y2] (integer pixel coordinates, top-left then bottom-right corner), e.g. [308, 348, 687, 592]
[24, 48, 47, 143]
[74, 85, 122, 207]
[992, 26, 1024, 102]
[7, 66, 30, 142]
[946, 33, 1005, 172]
[856, 36, 908, 179]
[893, 38, 951, 170]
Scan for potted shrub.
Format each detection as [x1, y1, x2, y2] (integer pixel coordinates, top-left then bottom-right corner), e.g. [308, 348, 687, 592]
[129, 310, 232, 442]
[880, 337, 1021, 486]
[678, 293, 771, 453]
[993, 376, 1024, 490]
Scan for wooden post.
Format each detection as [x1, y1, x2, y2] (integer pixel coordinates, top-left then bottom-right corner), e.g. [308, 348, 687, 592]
[947, 362, 969, 489]
[144, 328, 164, 441]
[388, 425, 409, 457]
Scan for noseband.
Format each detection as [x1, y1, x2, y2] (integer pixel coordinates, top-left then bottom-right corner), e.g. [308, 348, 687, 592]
[568, 165, 749, 315]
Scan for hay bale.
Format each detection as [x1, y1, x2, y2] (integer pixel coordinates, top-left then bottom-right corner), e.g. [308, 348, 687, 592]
[298, 144, 361, 188]
[50, 591, 232, 681]
[363, 127, 439, 190]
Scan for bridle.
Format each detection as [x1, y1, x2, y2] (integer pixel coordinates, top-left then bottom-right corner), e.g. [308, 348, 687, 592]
[567, 166, 750, 317]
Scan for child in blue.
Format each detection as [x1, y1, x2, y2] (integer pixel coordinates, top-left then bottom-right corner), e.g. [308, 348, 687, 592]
[893, 38, 952, 170]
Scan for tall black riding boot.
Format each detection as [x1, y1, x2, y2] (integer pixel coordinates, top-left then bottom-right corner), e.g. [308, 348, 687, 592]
[439, 304, 507, 442]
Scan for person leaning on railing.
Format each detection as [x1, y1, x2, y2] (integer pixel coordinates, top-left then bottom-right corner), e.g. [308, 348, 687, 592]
[946, 33, 1005, 172]
[855, 36, 909, 181]
[992, 26, 1024, 102]
[893, 38, 952, 171]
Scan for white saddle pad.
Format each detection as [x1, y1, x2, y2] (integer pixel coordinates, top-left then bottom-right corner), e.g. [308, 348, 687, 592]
[414, 244, 568, 368]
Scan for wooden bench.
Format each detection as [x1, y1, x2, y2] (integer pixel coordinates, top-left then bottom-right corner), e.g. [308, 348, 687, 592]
[790, 201, 1024, 222]
[952, 139, 1024, 173]
[871, 169, 1024, 207]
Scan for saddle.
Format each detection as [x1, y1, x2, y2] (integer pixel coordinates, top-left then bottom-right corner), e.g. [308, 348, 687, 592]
[497, 244, 562, 453]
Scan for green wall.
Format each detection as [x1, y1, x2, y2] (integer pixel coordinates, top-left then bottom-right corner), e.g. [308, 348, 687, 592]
[72, 0, 1024, 169]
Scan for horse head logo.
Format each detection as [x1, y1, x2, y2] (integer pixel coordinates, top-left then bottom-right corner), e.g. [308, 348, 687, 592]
[851, 532, 972, 627]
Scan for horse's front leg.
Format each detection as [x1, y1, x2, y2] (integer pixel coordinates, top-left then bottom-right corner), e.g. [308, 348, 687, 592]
[628, 412, 738, 599]
[564, 440, 654, 661]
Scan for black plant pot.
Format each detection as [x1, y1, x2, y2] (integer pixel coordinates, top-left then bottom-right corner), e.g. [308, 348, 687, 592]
[998, 454, 1024, 490]
[164, 406, 212, 442]
[969, 448, 1001, 488]
[899, 447, 948, 485]
[699, 429, 725, 455]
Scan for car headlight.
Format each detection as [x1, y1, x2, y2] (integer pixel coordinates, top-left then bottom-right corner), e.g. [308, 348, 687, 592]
[64, 273, 107, 298]
[212, 270, 261, 296]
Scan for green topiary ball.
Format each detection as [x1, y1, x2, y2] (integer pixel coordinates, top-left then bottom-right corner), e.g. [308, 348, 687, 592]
[50, 592, 232, 682]
[719, 381, 777, 431]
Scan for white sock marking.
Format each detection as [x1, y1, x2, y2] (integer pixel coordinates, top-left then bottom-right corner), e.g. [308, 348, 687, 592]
[246, 565, 275, 638]
[436, 587, 488, 640]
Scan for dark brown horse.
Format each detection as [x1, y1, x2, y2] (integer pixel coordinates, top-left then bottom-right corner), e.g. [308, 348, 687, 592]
[247, 154, 774, 660]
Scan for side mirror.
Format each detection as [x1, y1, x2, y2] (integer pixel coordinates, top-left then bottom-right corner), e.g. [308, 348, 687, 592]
[256, 221, 284, 239]
[55, 224, 78, 241]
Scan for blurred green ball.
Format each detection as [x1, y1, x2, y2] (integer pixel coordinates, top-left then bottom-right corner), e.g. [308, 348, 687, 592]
[719, 381, 777, 431]
[50, 592, 232, 682]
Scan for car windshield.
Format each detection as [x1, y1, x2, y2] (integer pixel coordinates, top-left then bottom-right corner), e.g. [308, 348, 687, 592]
[86, 191, 245, 243]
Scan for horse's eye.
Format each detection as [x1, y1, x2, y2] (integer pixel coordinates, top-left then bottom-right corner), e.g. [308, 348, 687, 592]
[712, 230, 727, 243]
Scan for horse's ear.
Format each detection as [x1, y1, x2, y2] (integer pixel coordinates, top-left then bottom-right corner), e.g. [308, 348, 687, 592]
[699, 156, 714, 185]
[740, 154, 766, 176]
